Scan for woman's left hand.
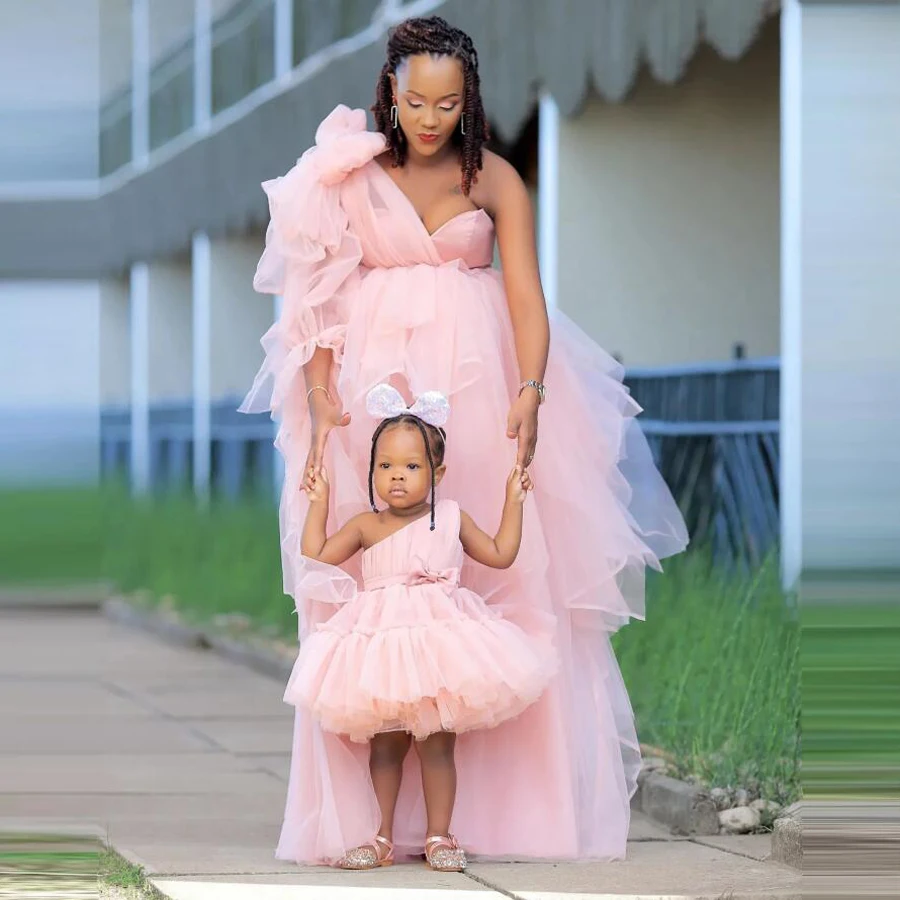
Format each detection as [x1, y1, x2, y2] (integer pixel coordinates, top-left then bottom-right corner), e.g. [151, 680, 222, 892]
[507, 391, 540, 470]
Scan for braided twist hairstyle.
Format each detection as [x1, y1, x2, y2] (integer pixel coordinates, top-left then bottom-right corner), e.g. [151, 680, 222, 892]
[368, 415, 447, 531]
[372, 15, 489, 195]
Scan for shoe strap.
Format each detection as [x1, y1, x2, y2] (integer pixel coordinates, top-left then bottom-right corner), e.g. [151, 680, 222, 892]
[425, 833, 458, 852]
[373, 834, 394, 858]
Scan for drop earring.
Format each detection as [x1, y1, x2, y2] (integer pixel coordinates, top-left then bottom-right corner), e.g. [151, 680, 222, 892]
[390, 103, 398, 129]
[460, 113, 466, 136]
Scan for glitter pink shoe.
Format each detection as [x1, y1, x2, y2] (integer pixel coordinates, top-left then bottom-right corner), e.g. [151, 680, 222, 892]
[335, 834, 394, 870]
[424, 833, 467, 872]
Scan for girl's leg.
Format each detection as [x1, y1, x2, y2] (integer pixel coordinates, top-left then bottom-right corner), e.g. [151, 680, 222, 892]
[414, 731, 457, 837]
[369, 731, 412, 841]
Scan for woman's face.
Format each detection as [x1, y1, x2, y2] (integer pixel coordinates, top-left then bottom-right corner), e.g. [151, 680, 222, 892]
[390, 53, 465, 158]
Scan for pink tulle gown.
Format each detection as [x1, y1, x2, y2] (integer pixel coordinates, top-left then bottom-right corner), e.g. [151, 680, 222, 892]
[283, 498, 558, 743]
[241, 105, 689, 864]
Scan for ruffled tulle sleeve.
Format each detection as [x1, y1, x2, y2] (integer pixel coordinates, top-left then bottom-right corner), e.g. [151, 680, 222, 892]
[239, 105, 386, 415]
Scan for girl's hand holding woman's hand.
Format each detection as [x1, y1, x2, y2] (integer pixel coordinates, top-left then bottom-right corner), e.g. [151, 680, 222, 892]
[302, 465, 330, 503]
[303, 389, 350, 491]
[506, 464, 534, 504]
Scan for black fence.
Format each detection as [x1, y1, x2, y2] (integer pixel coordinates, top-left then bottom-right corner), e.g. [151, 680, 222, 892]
[625, 357, 780, 568]
[101, 358, 781, 568]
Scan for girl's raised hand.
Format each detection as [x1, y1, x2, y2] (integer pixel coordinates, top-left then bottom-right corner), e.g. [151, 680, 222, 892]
[302, 465, 330, 504]
[506, 465, 533, 504]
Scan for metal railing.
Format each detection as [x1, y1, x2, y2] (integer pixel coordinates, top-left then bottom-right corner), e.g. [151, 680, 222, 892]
[292, 0, 381, 63]
[212, 0, 276, 115]
[149, 36, 195, 151]
[100, 400, 275, 499]
[99, 87, 133, 176]
[97, 0, 388, 177]
[626, 357, 781, 568]
[100, 358, 782, 567]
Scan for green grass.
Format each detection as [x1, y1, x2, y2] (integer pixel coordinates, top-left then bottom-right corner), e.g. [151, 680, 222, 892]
[102, 484, 289, 634]
[0, 488, 105, 584]
[614, 552, 800, 805]
[0, 833, 157, 898]
[799, 589, 899, 800]
[99, 846, 148, 890]
[2, 486, 801, 802]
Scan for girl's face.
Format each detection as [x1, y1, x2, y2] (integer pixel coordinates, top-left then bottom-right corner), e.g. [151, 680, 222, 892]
[373, 424, 445, 512]
[390, 53, 465, 159]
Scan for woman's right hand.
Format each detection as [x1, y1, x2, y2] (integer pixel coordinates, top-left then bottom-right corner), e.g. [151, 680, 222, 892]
[303, 389, 351, 491]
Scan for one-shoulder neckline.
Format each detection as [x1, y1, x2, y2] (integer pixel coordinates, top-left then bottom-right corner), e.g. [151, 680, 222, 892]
[362, 505, 433, 557]
[370, 161, 492, 239]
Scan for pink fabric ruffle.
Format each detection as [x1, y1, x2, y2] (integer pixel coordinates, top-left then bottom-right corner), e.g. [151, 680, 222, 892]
[239, 105, 386, 416]
[286, 592, 558, 743]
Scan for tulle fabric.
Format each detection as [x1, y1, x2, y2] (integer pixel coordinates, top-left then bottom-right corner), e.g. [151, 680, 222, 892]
[241, 105, 689, 864]
[283, 500, 558, 743]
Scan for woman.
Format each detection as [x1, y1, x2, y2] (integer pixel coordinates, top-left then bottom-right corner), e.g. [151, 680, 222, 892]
[241, 15, 688, 865]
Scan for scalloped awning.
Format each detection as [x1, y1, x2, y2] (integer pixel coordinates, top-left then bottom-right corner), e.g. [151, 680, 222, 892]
[0, 0, 779, 277]
[443, 0, 779, 140]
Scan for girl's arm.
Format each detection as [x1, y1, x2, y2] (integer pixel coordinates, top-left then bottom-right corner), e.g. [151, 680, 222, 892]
[459, 467, 533, 569]
[302, 511, 367, 566]
[300, 467, 366, 565]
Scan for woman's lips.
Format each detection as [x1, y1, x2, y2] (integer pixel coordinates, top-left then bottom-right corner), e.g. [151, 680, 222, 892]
[418, 133, 439, 143]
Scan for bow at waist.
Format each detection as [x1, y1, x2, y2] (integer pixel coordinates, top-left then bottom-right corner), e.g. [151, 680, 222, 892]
[365, 565, 460, 592]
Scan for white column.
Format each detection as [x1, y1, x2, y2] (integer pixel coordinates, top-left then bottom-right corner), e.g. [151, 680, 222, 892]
[797, 3, 900, 572]
[537, 90, 560, 311]
[192, 232, 212, 502]
[131, 0, 150, 167]
[129, 262, 150, 494]
[194, 0, 212, 133]
[779, 0, 802, 590]
[274, 0, 293, 81]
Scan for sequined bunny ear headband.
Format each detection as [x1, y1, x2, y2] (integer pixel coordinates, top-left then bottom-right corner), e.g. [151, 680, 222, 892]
[365, 383, 450, 428]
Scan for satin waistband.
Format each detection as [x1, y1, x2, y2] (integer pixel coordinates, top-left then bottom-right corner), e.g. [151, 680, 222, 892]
[364, 565, 460, 592]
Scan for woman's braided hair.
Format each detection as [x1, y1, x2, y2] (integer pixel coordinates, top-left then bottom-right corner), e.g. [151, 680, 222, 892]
[372, 15, 489, 196]
[368, 415, 447, 531]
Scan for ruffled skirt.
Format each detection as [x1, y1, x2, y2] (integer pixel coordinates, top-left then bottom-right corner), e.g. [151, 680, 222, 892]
[284, 581, 558, 743]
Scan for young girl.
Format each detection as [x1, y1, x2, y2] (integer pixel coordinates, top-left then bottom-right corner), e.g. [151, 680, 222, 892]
[284, 384, 558, 871]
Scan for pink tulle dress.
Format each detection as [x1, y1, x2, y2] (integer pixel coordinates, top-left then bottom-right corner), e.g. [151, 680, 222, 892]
[283, 499, 558, 743]
[241, 105, 689, 864]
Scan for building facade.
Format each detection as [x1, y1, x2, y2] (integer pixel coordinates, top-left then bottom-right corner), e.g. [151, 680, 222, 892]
[2, 0, 897, 581]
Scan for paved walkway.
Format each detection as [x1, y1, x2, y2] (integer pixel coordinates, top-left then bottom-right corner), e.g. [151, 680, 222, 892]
[0, 607, 800, 899]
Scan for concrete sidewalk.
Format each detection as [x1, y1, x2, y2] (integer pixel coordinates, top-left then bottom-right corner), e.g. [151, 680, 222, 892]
[0, 607, 800, 899]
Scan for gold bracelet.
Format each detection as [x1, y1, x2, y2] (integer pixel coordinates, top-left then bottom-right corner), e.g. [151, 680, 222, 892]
[306, 385, 331, 402]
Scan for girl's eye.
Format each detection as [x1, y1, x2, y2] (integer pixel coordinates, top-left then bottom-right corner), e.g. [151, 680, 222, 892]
[379, 463, 390, 469]
[439, 105, 457, 112]
[407, 101, 423, 109]
[407, 464, 420, 470]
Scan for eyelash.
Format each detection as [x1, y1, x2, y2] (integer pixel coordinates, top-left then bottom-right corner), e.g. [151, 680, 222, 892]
[407, 101, 458, 112]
